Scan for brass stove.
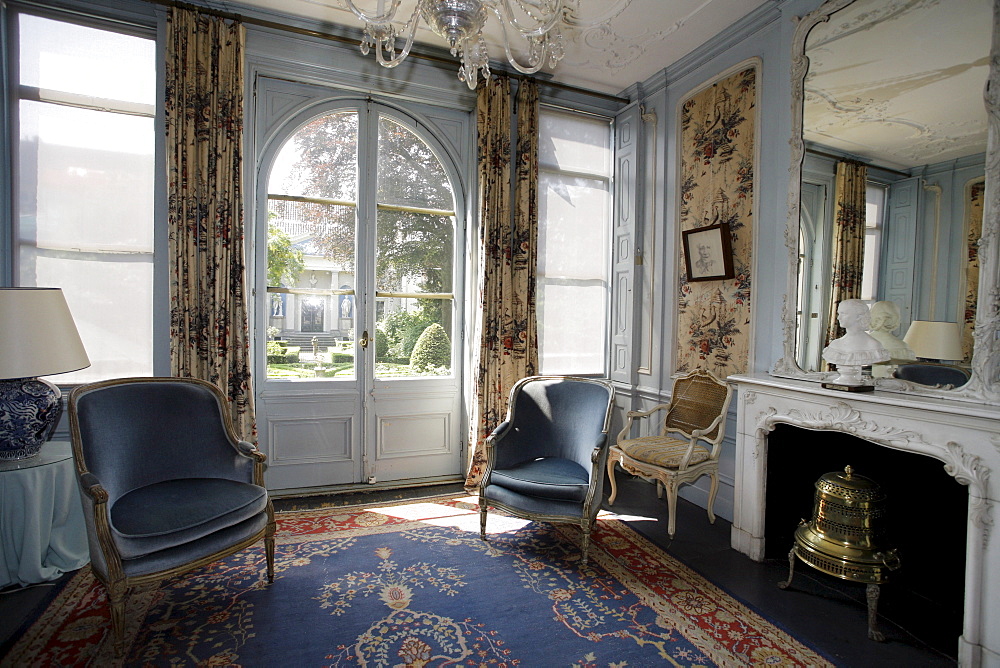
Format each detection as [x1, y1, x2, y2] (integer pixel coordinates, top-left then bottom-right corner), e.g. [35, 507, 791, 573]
[778, 465, 900, 641]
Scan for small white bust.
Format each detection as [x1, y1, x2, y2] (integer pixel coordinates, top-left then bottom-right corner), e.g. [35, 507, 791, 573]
[823, 299, 889, 385]
[868, 301, 916, 361]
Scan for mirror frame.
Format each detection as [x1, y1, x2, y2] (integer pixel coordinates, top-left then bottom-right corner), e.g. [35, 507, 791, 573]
[772, 0, 1000, 404]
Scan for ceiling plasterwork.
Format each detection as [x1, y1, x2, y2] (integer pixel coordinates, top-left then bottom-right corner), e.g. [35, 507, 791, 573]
[803, 0, 990, 170]
[219, 0, 768, 94]
[559, 0, 711, 73]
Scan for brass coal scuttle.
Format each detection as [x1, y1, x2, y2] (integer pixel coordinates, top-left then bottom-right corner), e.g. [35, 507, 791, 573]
[778, 465, 900, 641]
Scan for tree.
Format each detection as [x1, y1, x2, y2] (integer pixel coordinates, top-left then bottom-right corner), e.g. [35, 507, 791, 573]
[288, 112, 359, 270]
[380, 308, 436, 359]
[267, 222, 305, 288]
[410, 323, 451, 371]
[290, 112, 455, 316]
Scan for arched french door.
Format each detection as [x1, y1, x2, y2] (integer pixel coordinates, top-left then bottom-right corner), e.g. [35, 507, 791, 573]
[255, 97, 466, 493]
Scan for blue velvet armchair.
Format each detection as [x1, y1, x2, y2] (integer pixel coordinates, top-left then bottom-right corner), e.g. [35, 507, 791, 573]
[478, 376, 615, 566]
[68, 377, 275, 655]
[892, 362, 970, 387]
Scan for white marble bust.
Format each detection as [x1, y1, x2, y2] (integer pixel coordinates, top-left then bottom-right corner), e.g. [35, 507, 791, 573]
[822, 299, 889, 385]
[868, 301, 916, 361]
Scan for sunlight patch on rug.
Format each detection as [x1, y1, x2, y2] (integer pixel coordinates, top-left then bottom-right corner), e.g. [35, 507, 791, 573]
[4, 496, 833, 667]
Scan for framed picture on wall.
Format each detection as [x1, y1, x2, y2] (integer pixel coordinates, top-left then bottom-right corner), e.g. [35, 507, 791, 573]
[682, 223, 735, 282]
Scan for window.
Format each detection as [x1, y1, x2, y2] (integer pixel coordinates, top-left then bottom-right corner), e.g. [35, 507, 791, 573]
[537, 109, 612, 375]
[264, 106, 458, 380]
[14, 13, 156, 383]
[861, 183, 886, 301]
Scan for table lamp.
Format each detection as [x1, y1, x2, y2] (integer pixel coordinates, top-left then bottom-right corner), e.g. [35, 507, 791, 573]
[902, 320, 964, 363]
[0, 288, 90, 460]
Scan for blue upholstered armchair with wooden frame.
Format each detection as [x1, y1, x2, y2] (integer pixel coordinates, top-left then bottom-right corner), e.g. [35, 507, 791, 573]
[478, 376, 615, 566]
[892, 362, 970, 387]
[68, 377, 275, 655]
[607, 369, 732, 539]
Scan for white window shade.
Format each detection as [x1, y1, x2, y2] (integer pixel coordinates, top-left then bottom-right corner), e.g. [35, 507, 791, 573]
[538, 174, 609, 279]
[539, 112, 611, 175]
[19, 15, 155, 104]
[537, 110, 612, 376]
[16, 13, 156, 384]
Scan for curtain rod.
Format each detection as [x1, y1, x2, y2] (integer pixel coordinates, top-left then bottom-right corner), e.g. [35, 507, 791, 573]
[806, 147, 910, 178]
[147, 0, 630, 105]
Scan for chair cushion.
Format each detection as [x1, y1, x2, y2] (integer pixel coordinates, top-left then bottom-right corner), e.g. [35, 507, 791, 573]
[110, 478, 268, 559]
[617, 436, 710, 469]
[489, 457, 591, 503]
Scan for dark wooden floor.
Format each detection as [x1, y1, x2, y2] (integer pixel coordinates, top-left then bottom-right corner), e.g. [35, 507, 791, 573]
[603, 475, 956, 667]
[0, 475, 957, 666]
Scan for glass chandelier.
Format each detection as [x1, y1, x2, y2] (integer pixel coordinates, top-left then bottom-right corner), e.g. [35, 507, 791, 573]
[343, 0, 565, 89]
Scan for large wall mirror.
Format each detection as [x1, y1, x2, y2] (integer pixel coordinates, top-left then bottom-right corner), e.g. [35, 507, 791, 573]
[773, 0, 1000, 404]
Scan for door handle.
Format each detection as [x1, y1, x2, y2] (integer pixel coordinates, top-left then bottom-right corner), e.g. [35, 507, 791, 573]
[359, 330, 369, 349]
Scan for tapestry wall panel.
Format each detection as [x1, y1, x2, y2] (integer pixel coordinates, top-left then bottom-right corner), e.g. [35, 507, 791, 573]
[676, 63, 757, 377]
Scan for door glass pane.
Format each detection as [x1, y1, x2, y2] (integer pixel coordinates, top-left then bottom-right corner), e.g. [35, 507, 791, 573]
[266, 112, 358, 380]
[375, 117, 455, 378]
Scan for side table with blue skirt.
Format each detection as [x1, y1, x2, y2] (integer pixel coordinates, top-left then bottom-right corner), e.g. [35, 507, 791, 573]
[0, 441, 90, 588]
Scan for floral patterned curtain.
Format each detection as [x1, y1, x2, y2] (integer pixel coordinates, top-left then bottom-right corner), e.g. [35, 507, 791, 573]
[824, 160, 868, 347]
[465, 77, 539, 490]
[166, 7, 256, 440]
[963, 180, 985, 361]
[513, 81, 540, 380]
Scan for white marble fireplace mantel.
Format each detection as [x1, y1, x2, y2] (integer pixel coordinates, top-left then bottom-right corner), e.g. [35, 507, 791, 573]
[728, 373, 999, 667]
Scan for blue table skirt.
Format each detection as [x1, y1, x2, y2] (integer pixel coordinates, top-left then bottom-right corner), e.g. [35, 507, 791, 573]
[0, 441, 90, 588]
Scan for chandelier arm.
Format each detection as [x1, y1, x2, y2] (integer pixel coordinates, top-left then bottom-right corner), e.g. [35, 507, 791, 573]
[492, 12, 551, 74]
[343, 0, 403, 25]
[489, 0, 564, 38]
[372, 6, 422, 69]
[458, 35, 490, 89]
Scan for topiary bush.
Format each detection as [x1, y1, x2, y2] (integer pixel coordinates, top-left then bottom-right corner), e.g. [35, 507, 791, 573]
[265, 340, 288, 355]
[410, 323, 451, 371]
[380, 309, 436, 359]
[266, 346, 300, 364]
[374, 328, 390, 360]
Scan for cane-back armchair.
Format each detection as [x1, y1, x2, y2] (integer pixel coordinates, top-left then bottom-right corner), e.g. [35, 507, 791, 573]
[607, 369, 732, 538]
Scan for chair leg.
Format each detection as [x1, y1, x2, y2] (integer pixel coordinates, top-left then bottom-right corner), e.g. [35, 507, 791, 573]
[479, 502, 488, 541]
[580, 524, 591, 567]
[665, 481, 678, 539]
[606, 457, 619, 504]
[706, 469, 719, 525]
[265, 534, 276, 583]
[265, 504, 277, 582]
[107, 579, 128, 657]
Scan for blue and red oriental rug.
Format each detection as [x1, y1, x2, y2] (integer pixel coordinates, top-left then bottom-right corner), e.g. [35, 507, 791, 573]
[4, 496, 831, 666]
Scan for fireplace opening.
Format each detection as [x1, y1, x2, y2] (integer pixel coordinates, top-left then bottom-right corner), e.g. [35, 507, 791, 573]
[765, 424, 967, 657]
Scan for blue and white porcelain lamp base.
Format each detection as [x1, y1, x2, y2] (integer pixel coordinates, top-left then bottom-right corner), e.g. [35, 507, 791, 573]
[0, 377, 64, 461]
[0, 287, 91, 460]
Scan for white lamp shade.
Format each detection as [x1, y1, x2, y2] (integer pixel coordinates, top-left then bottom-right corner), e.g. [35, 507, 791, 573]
[0, 288, 91, 379]
[903, 320, 964, 361]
